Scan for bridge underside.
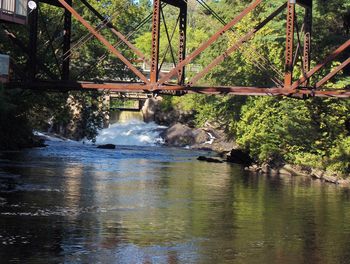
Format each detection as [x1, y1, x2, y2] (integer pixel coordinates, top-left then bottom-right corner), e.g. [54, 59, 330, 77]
[2, 0, 350, 97]
[7, 80, 350, 98]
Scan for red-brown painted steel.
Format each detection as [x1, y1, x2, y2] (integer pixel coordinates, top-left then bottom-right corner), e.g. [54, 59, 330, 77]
[303, 4, 312, 85]
[284, 0, 295, 88]
[315, 57, 350, 88]
[8, 80, 349, 97]
[150, 0, 161, 83]
[79, 0, 147, 62]
[188, 3, 286, 86]
[157, 0, 263, 85]
[178, 2, 187, 85]
[57, 0, 149, 84]
[3, 0, 348, 98]
[291, 39, 350, 90]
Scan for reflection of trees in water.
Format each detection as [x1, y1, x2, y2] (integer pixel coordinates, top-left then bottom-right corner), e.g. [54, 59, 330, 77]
[1, 149, 350, 263]
[116, 162, 235, 244]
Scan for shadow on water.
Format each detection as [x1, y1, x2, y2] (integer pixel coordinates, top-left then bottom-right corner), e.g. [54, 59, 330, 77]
[0, 141, 350, 263]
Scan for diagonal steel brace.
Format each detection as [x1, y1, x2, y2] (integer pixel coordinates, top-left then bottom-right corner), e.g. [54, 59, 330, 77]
[188, 3, 286, 86]
[57, 0, 149, 83]
[157, 0, 263, 85]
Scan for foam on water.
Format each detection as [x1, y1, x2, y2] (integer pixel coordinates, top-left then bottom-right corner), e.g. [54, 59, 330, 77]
[94, 120, 167, 146]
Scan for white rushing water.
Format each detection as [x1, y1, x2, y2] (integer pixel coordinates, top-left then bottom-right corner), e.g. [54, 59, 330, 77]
[94, 120, 167, 146]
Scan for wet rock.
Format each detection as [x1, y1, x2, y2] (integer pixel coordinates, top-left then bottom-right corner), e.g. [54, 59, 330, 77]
[245, 164, 259, 172]
[97, 144, 116, 149]
[197, 156, 224, 163]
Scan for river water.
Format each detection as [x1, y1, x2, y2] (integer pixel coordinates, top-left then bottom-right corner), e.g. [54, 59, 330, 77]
[0, 121, 350, 264]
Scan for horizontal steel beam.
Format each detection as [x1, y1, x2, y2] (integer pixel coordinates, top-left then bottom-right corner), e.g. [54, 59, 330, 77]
[296, 0, 312, 8]
[38, 0, 63, 7]
[6, 80, 349, 98]
[0, 12, 27, 24]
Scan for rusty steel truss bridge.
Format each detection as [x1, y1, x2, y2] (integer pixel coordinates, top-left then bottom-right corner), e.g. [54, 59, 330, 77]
[1, 0, 350, 97]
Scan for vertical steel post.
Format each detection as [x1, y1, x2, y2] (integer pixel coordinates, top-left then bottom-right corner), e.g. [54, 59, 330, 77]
[284, 0, 295, 88]
[178, 1, 187, 85]
[302, 2, 312, 85]
[62, 0, 72, 80]
[150, 0, 161, 83]
[28, 0, 38, 81]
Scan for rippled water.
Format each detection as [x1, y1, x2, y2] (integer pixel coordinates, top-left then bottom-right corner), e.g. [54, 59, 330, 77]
[0, 140, 350, 263]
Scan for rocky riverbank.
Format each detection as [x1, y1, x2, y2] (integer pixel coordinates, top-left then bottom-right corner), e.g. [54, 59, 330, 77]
[160, 121, 350, 187]
[245, 163, 350, 186]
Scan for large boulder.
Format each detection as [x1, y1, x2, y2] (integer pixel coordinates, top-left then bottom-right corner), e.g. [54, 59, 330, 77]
[163, 123, 197, 147]
[142, 98, 158, 122]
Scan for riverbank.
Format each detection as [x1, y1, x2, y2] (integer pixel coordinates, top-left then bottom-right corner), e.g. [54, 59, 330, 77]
[160, 121, 350, 187]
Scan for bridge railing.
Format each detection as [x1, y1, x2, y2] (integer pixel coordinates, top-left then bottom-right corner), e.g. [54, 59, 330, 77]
[0, 0, 27, 24]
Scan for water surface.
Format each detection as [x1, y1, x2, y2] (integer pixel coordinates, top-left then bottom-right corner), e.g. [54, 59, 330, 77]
[0, 140, 350, 263]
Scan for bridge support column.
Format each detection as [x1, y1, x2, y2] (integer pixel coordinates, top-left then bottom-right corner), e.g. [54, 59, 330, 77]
[62, 0, 72, 80]
[178, 2, 187, 85]
[302, 3, 312, 85]
[28, 0, 39, 81]
[284, 0, 295, 88]
[150, 0, 161, 83]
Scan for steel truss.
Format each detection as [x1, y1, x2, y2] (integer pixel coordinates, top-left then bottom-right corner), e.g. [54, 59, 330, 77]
[4, 0, 350, 97]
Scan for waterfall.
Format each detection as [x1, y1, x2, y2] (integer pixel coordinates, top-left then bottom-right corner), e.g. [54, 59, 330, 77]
[94, 120, 166, 146]
[109, 110, 143, 124]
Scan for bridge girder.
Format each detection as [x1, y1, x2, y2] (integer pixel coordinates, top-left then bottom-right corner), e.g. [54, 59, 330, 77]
[3, 0, 349, 97]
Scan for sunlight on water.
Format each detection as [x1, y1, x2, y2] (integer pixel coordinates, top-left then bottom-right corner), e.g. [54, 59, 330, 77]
[95, 120, 166, 146]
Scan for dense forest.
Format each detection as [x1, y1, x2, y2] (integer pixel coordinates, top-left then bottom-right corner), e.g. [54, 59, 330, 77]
[0, 0, 349, 175]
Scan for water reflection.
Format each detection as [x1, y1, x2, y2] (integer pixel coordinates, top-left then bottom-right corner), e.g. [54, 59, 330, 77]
[0, 142, 350, 263]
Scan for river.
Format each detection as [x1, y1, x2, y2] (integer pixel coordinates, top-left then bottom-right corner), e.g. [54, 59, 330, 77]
[0, 121, 350, 263]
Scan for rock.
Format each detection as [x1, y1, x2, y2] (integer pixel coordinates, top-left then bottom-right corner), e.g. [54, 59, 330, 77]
[97, 144, 116, 149]
[250, 164, 259, 171]
[197, 156, 224, 163]
[155, 104, 196, 126]
[338, 179, 350, 186]
[323, 175, 338, 184]
[193, 129, 210, 144]
[142, 98, 159, 122]
[163, 123, 196, 147]
[277, 164, 302, 177]
[31, 136, 48, 148]
[311, 169, 325, 179]
[225, 149, 253, 165]
[261, 163, 270, 174]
